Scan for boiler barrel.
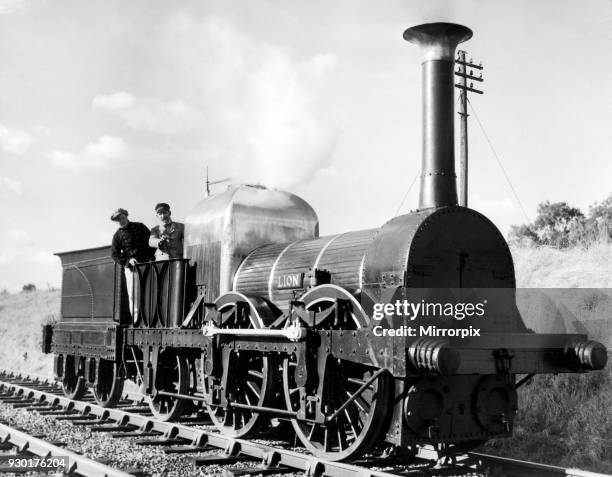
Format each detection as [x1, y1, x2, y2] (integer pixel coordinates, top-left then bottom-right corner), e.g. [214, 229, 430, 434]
[233, 228, 376, 308]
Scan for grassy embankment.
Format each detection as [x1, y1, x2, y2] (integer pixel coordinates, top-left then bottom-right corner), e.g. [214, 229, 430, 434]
[0, 290, 57, 376]
[0, 243, 610, 471]
[482, 243, 612, 472]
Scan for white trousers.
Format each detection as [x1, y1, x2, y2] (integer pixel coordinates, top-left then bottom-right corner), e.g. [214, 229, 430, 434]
[124, 267, 135, 318]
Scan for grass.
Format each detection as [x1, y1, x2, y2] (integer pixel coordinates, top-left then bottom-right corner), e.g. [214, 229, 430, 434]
[0, 290, 58, 376]
[484, 243, 612, 472]
[512, 242, 612, 288]
[483, 370, 612, 472]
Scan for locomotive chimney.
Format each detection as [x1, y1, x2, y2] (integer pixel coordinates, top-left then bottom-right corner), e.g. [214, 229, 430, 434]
[404, 22, 472, 209]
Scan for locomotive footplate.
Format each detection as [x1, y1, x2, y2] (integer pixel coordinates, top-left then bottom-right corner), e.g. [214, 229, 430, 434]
[125, 327, 206, 348]
[327, 330, 607, 375]
[201, 328, 607, 379]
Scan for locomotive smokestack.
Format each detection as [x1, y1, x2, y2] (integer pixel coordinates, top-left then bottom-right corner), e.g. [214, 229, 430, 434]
[404, 22, 472, 209]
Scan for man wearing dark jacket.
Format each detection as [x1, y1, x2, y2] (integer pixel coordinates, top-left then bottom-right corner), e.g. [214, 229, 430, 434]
[149, 202, 184, 260]
[110, 208, 153, 317]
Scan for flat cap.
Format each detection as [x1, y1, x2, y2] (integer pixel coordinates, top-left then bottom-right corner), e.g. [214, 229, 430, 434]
[155, 202, 170, 212]
[110, 208, 128, 221]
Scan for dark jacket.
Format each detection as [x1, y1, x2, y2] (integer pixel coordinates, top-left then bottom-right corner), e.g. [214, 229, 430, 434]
[150, 222, 184, 259]
[111, 222, 154, 267]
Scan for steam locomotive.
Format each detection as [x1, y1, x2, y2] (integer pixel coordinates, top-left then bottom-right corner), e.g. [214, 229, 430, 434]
[42, 22, 607, 461]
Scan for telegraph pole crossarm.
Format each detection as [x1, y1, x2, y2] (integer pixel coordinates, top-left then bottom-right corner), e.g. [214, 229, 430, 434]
[455, 51, 484, 207]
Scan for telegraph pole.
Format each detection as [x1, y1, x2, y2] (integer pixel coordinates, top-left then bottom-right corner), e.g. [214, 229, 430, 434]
[455, 51, 483, 207]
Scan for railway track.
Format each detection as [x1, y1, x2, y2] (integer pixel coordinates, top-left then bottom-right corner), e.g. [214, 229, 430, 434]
[0, 370, 609, 477]
[0, 420, 134, 476]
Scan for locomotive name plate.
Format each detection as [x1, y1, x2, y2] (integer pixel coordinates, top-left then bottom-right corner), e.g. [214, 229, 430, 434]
[277, 272, 304, 289]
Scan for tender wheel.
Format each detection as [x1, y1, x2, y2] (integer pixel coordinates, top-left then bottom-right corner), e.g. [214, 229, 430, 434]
[61, 355, 86, 400]
[148, 350, 189, 421]
[203, 292, 275, 438]
[282, 285, 392, 461]
[92, 359, 125, 408]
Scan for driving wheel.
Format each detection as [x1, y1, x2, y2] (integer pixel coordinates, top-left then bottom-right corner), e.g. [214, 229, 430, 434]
[203, 292, 276, 438]
[282, 285, 392, 461]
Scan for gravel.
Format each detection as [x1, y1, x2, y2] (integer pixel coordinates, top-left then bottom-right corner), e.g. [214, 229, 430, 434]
[0, 400, 302, 476]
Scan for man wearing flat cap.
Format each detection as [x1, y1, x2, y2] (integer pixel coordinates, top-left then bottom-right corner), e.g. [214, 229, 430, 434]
[110, 208, 153, 316]
[149, 203, 184, 260]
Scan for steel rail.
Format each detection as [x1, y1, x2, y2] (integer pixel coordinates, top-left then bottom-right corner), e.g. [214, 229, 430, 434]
[0, 422, 135, 477]
[466, 452, 611, 477]
[1, 370, 611, 477]
[2, 370, 148, 403]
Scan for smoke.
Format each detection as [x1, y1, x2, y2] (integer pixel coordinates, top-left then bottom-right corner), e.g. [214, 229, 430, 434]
[162, 15, 339, 189]
[93, 92, 204, 134]
[403, 0, 458, 24]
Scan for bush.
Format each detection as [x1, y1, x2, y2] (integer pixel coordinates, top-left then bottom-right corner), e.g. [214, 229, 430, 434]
[21, 283, 36, 292]
[509, 195, 612, 249]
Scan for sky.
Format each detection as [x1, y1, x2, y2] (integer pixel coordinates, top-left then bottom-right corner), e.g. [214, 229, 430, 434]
[0, 0, 611, 291]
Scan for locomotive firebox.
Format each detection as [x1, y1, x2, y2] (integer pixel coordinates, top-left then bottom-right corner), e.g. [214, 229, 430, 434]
[184, 184, 319, 303]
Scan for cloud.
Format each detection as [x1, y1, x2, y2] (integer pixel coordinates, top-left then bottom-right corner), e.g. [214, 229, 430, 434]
[0, 253, 16, 263]
[48, 135, 128, 170]
[162, 15, 339, 188]
[9, 229, 26, 240]
[34, 125, 52, 136]
[304, 54, 338, 78]
[0, 176, 22, 194]
[0, 0, 27, 15]
[315, 165, 339, 179]
[31, 251, 56, 265]
[92, 91, 135, 110]
[92, 92, 203, 134]
[0, 124, 33, 155]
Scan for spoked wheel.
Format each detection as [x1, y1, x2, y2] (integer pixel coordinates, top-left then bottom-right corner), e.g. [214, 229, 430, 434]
[203, 292, 276, 438]
[62, 355, 86, 400]
[148, 350, 189, 421]
[92, 359, 125, 408]
[282, 285, 392, 461]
